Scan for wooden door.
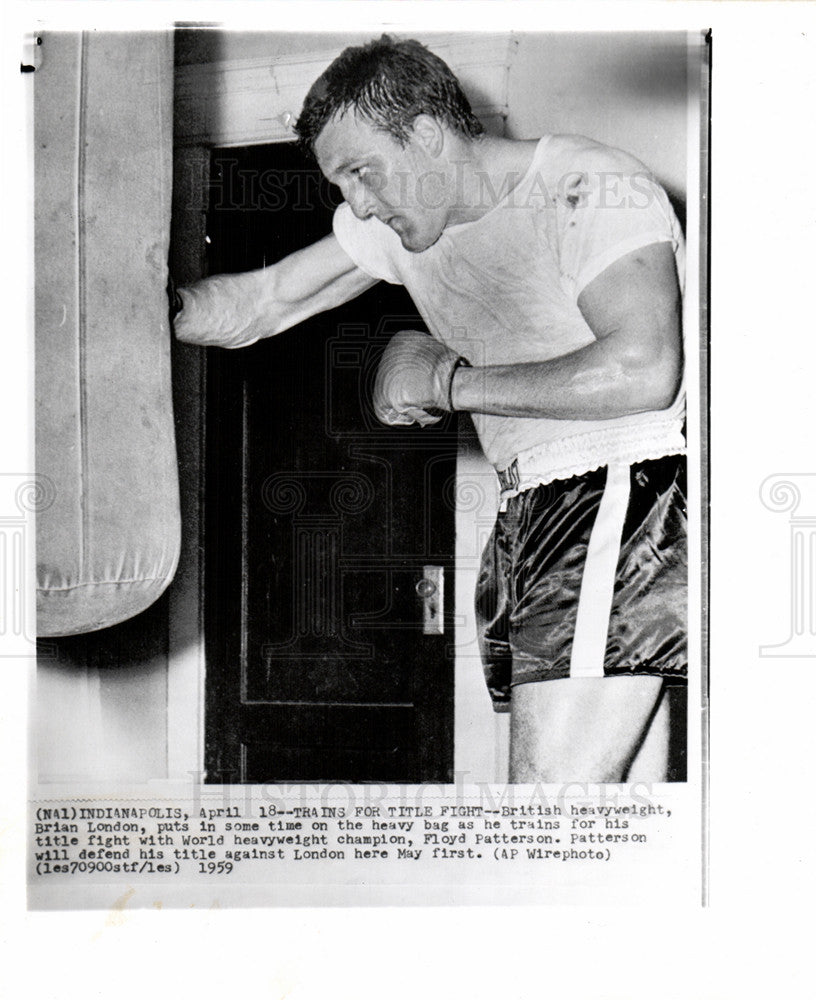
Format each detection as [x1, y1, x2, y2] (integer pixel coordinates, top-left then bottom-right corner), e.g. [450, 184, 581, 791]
[203, 143, 457, 783]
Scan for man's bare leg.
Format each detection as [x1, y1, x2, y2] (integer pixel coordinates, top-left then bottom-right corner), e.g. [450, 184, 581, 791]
[509, 676, 665, 783]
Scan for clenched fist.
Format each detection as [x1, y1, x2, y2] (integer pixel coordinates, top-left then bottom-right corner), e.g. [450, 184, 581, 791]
[373, 330, 467, 426]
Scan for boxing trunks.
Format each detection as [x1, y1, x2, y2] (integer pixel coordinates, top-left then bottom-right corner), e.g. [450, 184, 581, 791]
[476, 454, 687, 711]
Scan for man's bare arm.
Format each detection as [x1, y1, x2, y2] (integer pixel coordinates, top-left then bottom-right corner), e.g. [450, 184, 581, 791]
[451, 241, 683, 419]
[173, 234, 378, 348]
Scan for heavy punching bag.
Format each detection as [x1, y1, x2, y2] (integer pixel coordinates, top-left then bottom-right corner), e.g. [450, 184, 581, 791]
[35, 32, 181, 637]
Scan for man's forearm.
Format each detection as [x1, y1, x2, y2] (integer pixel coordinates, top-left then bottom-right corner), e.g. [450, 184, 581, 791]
[174, 234, 376, 349]
[450, 334, 682, 421]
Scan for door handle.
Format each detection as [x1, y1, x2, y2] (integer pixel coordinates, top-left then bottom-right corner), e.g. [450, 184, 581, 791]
[416, 565, 444, 635]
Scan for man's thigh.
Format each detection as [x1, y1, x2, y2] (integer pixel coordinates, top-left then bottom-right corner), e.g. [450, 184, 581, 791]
[509, 675, 664, 783]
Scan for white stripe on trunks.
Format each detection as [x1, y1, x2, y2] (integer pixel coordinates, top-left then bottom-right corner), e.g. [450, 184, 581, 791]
[569, 463, 631, 678]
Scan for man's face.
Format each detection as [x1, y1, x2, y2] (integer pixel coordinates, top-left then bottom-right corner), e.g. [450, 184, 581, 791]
[314, 112, 450, 253]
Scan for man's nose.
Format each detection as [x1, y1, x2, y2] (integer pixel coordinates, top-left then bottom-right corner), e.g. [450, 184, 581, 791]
[344, 180, 376, 221]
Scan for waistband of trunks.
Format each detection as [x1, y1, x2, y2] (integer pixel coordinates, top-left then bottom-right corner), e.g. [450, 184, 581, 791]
[496, 418, 686, 503]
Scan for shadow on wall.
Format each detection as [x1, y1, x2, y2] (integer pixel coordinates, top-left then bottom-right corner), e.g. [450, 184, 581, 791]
[36, 595, 170, 784]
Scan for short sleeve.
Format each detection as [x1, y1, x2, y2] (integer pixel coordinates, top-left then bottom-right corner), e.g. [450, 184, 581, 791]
[332, 203, 404, 285]
[558, 171, 684, 299]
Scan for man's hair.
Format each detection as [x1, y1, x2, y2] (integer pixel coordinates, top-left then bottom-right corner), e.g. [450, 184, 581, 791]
[295, 35, 485, 153]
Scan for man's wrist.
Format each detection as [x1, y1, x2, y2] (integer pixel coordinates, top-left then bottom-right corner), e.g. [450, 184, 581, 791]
[448, 356, 472, 411]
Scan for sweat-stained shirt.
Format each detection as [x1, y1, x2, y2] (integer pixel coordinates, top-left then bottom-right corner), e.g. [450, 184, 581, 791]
[333, 133, 686, 491]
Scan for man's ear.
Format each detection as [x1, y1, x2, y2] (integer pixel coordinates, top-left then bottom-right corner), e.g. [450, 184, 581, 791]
[410, 115, 445, 158]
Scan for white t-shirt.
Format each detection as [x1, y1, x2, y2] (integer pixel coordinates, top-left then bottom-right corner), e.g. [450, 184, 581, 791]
[333, 133, 686, 483]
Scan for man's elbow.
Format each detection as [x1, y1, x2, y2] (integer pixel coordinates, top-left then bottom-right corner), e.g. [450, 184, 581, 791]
[633, 341, 683, 412]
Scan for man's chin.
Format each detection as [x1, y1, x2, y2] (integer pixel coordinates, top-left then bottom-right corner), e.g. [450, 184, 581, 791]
[400, 231, 442, 254]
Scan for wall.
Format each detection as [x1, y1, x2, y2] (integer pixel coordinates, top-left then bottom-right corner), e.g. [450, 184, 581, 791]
[453, 426, 508, 783]
[36, 604, 170, 784]
[506, 31, 691, 204]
